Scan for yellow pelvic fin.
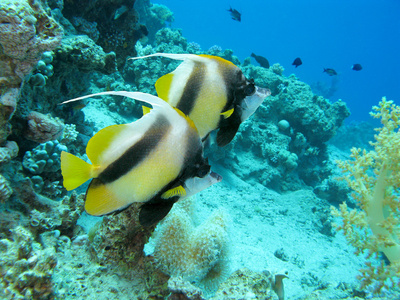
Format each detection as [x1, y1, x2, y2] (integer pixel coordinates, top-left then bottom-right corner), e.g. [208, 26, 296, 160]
[142, 105, 151, 115]
[85, 179, 131, 216]
[61, 151, 93, 191]
[220, 108, 235, 119]
[161, 185, 187, 199]
[155, 73, 174, 102]
[86, 124, 129, 165]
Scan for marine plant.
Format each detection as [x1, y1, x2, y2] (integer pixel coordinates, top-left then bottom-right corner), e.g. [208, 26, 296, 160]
[331, 97, 400, 294]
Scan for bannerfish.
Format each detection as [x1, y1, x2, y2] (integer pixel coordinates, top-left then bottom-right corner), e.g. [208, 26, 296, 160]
[323, 68, 337, 76]
[131, 53, 271, 147]
[292, 57, 302, 68]
[227, 7, 241, 22]
[251, 53, 270, 69]
[351, 63, 362, 71]
[60, 91, 222, 226]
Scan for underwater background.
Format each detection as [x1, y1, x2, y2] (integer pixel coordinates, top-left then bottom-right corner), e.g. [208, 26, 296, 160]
[0, 0, 399, 299]
[155, 0, 400, 122]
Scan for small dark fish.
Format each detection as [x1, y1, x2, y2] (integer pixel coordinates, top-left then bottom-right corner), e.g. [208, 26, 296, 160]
[251, 53, 270, 69]
[323, 68, 337, 76]
[227, 7, 241, 22]
[352, 64, 362, 71]
[292, 57, 302, 68]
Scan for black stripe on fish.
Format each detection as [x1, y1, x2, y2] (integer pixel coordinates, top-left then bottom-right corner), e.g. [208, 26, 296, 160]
[98, 114, 171, 183]
[218, 67, 244, 118]
[176, 62, 205, 115]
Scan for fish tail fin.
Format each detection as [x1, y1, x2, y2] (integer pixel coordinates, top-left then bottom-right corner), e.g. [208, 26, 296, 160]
[61, 151, 94, 190]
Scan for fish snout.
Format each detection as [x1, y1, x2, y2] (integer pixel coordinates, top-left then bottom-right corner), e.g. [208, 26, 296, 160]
[240, 86, 271, 121]
[256, 86, 271, 98]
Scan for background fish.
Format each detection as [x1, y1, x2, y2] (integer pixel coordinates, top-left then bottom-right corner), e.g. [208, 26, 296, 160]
[227, 7, 241, 22]
[131, 53, 271, 147]
[60, 91, 221, 226]
[292, 57, 302, 68]
[251, 53, 270, 69]
[352, 63, 362, 71]
[323, 68, 337, 76]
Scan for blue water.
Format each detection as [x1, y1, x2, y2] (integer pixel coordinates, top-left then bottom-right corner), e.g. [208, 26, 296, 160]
[153, 0, 400, 122]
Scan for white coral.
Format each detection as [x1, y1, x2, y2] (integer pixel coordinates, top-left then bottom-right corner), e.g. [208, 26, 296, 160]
[150, 200, 230, 284]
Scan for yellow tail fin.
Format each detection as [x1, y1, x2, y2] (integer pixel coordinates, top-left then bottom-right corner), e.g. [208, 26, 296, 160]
[61, 151, 93, 191]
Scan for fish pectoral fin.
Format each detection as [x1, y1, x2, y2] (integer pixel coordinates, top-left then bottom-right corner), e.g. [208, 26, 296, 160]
[142, 105, 151, 115]
[139, 200, 175, 226]
[220, 108, 234, 119]
[85, 179, 131, 216]
[161, 185, 186, 199]
[61, 151, 93, 191]
[155, 73, 174, 102]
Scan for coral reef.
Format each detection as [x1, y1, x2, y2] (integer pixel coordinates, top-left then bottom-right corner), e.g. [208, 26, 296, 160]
[57, 35, 117, 75]
[331, 98, 400, 294]
[135, 0, 174, 43]
[0, 226, 57, 300]
[63, 0, 148, 69]
[23, 140, 67, 175]
[0, 0, 63, 90]
[0, 0, 362, 298]
[210, 268, 280, 300]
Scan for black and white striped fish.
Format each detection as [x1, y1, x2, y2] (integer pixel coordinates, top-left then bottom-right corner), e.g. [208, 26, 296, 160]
[132, 53, 271, 147]
[60, 91, 222, 226]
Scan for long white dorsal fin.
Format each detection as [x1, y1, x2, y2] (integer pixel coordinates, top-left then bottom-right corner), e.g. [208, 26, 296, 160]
[59, 91, 170, 111]
[129, 53, 204, 62]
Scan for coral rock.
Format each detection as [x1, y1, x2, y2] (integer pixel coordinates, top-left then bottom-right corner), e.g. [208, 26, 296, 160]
[0, 174, 12, 203]
[0, 226, 57, 299]
[0, 0, 63, 88]
[24, 111, 64, 143]
[0, 141, 18, 165]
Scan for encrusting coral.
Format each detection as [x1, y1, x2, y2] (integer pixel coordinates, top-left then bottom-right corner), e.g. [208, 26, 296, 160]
[331, 97, 400, 294]
[150, 199, 230, 292]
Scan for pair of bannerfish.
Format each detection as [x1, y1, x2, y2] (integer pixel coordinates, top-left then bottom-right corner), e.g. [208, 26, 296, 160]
[61, 53, 271, 226]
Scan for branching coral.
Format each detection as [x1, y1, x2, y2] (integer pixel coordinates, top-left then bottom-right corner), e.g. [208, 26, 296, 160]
[331, 97, 400, 293]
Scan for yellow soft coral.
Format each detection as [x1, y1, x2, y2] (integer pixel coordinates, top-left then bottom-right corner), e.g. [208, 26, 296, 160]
[331, 97, 400, 293]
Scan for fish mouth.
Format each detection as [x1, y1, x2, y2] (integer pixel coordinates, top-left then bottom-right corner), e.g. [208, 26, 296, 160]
[240, 86, 271, 122]
[210, 171, 223, 183]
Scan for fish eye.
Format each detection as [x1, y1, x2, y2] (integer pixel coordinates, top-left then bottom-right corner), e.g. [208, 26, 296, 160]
[197, 165, 211, 178]
[244, 83, 256, 96]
